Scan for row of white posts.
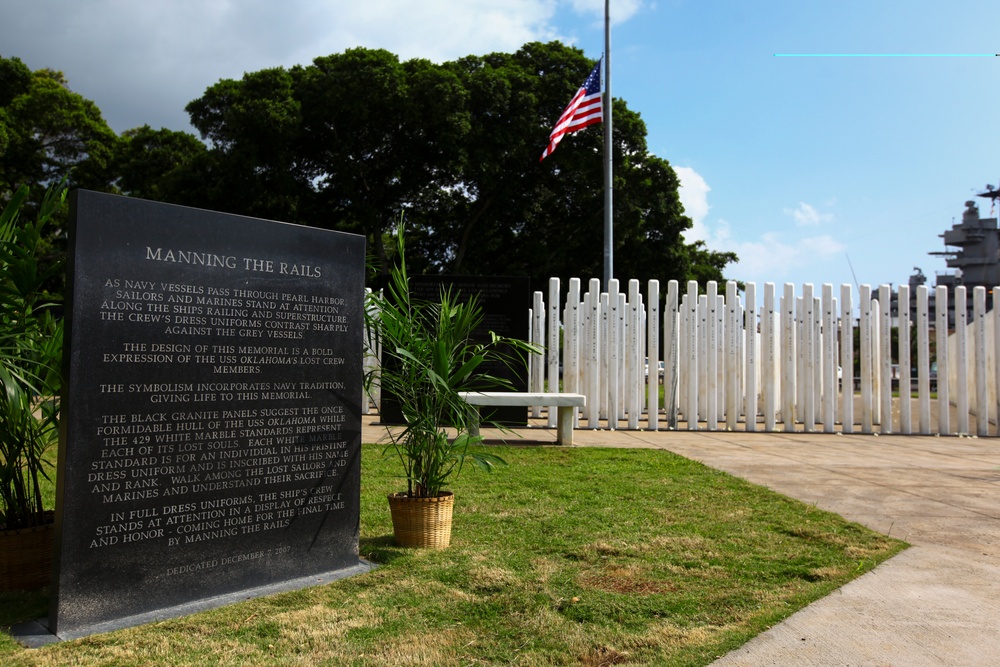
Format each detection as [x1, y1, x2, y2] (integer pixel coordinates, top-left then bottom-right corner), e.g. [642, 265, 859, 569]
[528, 278, 1000, 436]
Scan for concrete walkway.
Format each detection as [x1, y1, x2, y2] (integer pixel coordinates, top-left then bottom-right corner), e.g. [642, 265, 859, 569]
[363, 418, 1000, 666]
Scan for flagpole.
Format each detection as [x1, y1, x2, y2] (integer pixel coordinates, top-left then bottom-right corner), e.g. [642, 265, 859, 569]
[602, 0, 613, 287]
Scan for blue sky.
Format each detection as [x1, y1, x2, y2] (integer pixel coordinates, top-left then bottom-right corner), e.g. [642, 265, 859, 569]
[3, 0, 999, 293]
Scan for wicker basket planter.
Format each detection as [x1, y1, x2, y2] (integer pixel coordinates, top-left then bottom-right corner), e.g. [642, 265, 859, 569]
[0, 513, 54, 591]
[387, 491, 454, 549]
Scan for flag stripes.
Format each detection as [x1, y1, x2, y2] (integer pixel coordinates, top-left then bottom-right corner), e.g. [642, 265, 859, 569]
[540, 60, 603, 161]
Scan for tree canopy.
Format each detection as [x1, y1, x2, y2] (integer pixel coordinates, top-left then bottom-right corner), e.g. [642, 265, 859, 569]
[0, 55, 117, 202]
[1, 45, 738, 291]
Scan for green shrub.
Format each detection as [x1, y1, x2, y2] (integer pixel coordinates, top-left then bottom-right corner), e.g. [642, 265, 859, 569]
[0, 181, 66, 529]
[364, 222, 536, 498]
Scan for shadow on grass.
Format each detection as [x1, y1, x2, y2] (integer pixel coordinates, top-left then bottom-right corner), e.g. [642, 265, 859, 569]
[359, 534, 412, 566]
[480, 438, 560, 447]
[0, 589, 47, 629]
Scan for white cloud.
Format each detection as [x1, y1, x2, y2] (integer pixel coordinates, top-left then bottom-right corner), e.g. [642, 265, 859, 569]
[311, 0, 566, 63]
[673, 168, 847, 284]
[785, 202, 834, 227]
[0, 0, 618, 133]
[566, 0, 644, 25]
[724, 233, 846, 283]
[675, 166, 711, 240]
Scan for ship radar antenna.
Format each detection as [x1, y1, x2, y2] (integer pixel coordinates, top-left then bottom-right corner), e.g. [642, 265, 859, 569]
[976, 184, 1000, 201]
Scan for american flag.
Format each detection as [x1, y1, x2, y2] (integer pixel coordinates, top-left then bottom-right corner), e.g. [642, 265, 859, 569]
[539, 60, 603, 161]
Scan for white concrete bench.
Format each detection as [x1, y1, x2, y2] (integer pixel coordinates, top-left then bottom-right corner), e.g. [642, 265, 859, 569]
[458, 392, 587, 445]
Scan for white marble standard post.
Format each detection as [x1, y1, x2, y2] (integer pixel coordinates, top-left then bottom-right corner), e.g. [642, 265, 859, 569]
[647, 280, 660, 430]
[600, 291, 610, 421]
[547, 278, 561, 427]
[716, 293, 726, 426]
[687, 281, 699, 430]
[840, 285, 854, 434]
[705, 282, 718, 430]
[860, 285, 873, 434]
[562, 301, 570, 384]
[607, 281, 620, 429]
[678, 294, 687, 422]
[665, 281, 679, 428]
[822, 285, 835, 432]
[936, 285, 950, 435]
[531, 292, 544, 417]
[995, 287, 1000, 435]
[740, 301, 748, 419]
[618, 292, 628, 423]
[627, 280, 641, 430]
[699, 294, 709, 423]
[974, 286, 987, 436]
[566, 279, 581, 426]
[956, 285, 969, 435]
[622, 291, 631, 424]
[795, 295, 805, 428]
[782, 284, 796, 431]
[726, 282, 739, 430]
[898, 285, 911, 434]
[587, 279, 602, 428]
[679, 294, 688, 424]
[763, 283, 776, 431]
[745, 282, 758, 431]
[916, 285, 930, 434]
[874, 299, 884, 426]
[363, 290, 381, 414]
[580, 291, 590, 419]
[814, 295, 823, 426]
[527, 307, 534, 394]
[802, 285, 815, 432]
[878, 285, 892, 434]
[581, 290, 592, 421]
[639, 295, 646, 414]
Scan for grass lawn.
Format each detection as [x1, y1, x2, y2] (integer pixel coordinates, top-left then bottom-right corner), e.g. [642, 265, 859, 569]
[1, 443, 905, 666]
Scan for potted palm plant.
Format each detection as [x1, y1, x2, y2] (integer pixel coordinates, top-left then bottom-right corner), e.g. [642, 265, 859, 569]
[0, 181, 66, 590]
[364, 223, 534, 548]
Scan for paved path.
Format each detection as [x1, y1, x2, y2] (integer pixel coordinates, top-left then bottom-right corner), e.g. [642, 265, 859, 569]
[363, 418, 1000, 666]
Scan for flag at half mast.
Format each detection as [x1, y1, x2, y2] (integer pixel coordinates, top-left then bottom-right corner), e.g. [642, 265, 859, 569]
[539, 59, 603, 161]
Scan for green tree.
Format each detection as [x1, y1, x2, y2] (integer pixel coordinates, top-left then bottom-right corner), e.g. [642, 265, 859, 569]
[174, 42, 736, 288]
[0, 56, 33, 162]
[406, 41, 724, 291]
[113, 125, 210, 203]
[182, 50, 469, 281]
[184, 66, 311, 222]
[0, 55, 118, 202]
[0, 56, 119, 297]
[686, 241, 739, 287]
[295, 49, 469, 281]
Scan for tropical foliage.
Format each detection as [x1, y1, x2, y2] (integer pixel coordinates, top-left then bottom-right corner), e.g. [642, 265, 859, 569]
[0, 180, 65, 530]
[365, 224, 536, 498]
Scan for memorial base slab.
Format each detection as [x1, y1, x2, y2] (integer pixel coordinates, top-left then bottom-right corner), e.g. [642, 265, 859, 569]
[13, 559, 376, 647]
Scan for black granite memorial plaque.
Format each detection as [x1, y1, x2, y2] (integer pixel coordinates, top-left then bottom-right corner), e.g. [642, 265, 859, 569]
[50, 191, 366, 638]
[380, 276, 530, 426]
